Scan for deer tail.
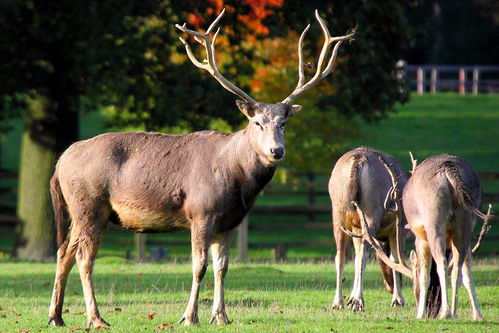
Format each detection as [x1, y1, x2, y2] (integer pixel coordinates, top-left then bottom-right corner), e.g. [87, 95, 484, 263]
[442, 162, 489, 220]
[50, 173, 67, 248]
[348, 153, 367, 210]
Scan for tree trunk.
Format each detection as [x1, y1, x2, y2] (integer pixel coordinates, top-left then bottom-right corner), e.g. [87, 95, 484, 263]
[14, 93, 78, 260]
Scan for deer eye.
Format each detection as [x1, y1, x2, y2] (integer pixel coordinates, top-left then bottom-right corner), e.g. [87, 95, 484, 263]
[253, 121, 263, 130]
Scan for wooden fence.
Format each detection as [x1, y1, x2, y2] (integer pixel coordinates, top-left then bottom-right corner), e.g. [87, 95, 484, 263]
[1, 171, 498, 261]
[401, 64, 499, 95]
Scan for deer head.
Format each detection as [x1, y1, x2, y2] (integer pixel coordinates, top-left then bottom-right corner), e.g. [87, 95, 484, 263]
[176, 9, 355, 165]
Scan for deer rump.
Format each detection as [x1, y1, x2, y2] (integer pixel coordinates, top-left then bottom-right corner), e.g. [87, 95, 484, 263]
[330, 147, 408, 295]
[410, 155, 485, 318]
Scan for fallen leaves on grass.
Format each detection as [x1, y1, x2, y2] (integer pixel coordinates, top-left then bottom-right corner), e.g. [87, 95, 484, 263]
[147, 313, 157, 320]
[155, 322, 174, 331]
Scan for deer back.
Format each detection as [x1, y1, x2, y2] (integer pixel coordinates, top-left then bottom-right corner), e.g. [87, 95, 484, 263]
[329, 147, 408, 225]
[403, 153, 484, 239]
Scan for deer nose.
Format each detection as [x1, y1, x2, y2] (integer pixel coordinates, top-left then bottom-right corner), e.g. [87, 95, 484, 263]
[270, 147, 284, 159]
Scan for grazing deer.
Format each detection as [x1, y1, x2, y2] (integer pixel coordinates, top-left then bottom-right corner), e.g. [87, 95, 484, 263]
[329, 147, 408, 311]
[352, 153, 492, 320]
[47, 9, 355, 327]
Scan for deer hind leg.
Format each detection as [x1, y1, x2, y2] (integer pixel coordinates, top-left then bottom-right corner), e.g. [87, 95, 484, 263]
[71, 203, 110, 328]
[388, 234, 405, 307]
[209, 231, 232, 325]
[48, 235, 78, 326]
[461, 249, 483, 320]
[179, 219, 212, 326]
[332, 212, 349, 310]
[449, 216, 471, 319]
[426, 226, 451, 319]
[347, 235, 368, 311]
[416, 240, 432, 319]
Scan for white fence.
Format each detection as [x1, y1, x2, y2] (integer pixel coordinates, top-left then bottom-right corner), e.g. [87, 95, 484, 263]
[402, 64, 499, 95]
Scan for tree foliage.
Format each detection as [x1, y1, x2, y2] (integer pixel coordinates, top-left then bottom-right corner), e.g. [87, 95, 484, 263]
[405, 0, 499, 65]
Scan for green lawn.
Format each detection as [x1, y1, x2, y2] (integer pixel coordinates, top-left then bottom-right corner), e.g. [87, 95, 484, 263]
[350, 93, 499, 172]
[0, 260, 497, 332]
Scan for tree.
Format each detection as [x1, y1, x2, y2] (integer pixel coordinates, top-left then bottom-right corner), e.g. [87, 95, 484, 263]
[0, 0, 180, 259]
[0, 0, 283, 259]
[404, 0, 499, 64]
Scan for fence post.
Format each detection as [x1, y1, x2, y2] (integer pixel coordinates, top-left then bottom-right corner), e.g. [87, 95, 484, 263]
[472, 67, 479, 95]
[430, 68, 438, 94]
[416, 67, 424, 95]
[237, 214, 249, 262]
[458, 68, 466, 95]
[135, 233, 146, 262]
[307, 173, 316, 221]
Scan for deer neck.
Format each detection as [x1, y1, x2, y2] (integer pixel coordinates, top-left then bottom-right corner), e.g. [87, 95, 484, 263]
[221, 128, 276, 192]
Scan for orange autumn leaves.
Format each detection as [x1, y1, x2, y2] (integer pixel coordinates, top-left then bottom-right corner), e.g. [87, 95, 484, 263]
[188, 0, 283, 36]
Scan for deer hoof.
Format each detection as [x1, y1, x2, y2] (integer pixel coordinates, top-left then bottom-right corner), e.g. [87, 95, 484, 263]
[209, 311, 230, 325]
[178, 313, 199, 326]
[88, 317, 110, 328]
[332, 299, 344, 310]
[438, 310, 452, 319]
[346, 297, 364, 312]
[48, 316, 65, 327]
[391, 297, 406, 307]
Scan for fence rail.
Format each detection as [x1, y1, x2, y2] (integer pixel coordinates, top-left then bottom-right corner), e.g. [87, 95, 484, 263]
[402, 64, 499, 94]
[1, 171, 498, 261]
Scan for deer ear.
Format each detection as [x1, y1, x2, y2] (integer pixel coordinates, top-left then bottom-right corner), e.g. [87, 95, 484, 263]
[286, 104, 302, 119]
[236, 100, 255, 118]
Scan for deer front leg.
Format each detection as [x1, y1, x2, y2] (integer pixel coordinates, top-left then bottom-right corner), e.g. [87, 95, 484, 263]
[388, 235, 405, 307]
[209, 231, 232, 324]
[179, 221, 211, 326]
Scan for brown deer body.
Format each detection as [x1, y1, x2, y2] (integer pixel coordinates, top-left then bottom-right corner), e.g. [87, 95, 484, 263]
[352, 153, 491, 321]
[329, 147, 408, 311]
[403, 154, 487, 320]
[47, 9, 355, 327]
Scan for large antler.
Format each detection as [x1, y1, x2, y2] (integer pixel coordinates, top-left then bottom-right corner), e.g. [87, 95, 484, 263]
[175, 9, 259, 108]
[281, 10, 356, 105]
[351, 201, 413, 279]
[378, 157, 406, 271]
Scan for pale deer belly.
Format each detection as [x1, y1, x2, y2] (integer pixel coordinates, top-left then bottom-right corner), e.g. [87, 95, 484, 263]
[110, 200, 189, 232]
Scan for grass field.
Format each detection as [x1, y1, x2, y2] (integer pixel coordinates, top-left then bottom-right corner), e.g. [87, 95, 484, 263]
[0, 259, 497, 332]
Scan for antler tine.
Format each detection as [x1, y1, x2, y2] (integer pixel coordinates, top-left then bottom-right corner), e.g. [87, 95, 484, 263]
[296, 24, 311, 89]
[472, 204, 493, 254]
[379, 157, 399, 212]
[176, 9, 259, 107]
[409, 151, 417, 174]
[352, 201, 413, 279]
[282, 10, 356, 105]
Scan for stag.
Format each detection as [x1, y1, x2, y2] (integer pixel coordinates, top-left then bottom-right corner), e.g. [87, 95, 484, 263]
[329, 147, 408, 311]
[47, 9, 355, 327]
[352, 153, 492, 320]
